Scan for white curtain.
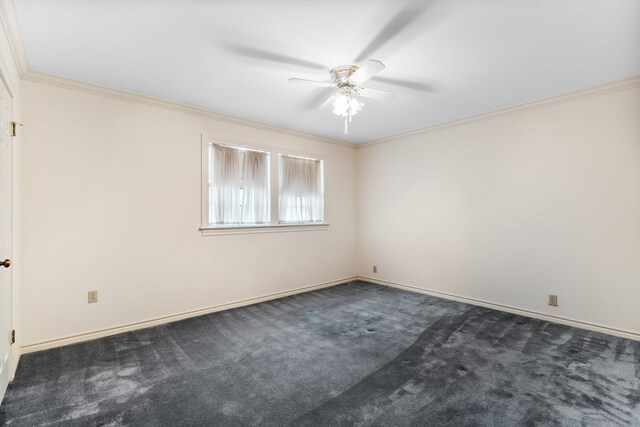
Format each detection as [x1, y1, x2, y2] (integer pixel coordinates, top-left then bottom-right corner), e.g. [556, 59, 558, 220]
[211, 144, 269, 225]
[241, 149, 269, 223]
[279, 155, 323, 223]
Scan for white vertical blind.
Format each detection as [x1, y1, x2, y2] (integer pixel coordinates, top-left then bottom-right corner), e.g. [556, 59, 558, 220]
[210, 144, 269, 225]
[279, 155, 323, 223]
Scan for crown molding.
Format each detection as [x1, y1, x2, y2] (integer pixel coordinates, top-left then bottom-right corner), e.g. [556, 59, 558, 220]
[0, 0, 29, 77]
[21, 70, 356, 149]
[359, 75, 640, 148]
[0, 1, 351, 148]
[7, 1, 638, 150]
[21, 72, 640, 149]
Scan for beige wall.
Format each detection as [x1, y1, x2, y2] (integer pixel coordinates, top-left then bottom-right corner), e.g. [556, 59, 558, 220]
[19, 74, 640, 349]
[357, 83, 640, 336]
[20, 78, 357, 347]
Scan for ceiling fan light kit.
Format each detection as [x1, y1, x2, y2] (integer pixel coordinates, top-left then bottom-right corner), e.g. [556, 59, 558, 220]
[290, 60, 396, 135]
[330, 65, 364, 134]
[332, 91, 363, 135]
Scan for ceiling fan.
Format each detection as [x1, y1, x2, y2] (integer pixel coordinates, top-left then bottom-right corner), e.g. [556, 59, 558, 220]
[288, 59, 396, 134]
[224, 3, 436, 136]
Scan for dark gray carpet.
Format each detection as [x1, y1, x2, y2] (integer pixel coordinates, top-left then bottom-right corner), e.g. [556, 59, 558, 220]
[1, 281, 639, 426]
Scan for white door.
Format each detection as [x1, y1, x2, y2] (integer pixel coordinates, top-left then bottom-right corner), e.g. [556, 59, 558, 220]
[0, 73, 13, 400]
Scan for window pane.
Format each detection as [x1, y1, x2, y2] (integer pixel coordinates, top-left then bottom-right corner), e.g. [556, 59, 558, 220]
[210, 144, 270, 225]
[278, 154, 323, 224]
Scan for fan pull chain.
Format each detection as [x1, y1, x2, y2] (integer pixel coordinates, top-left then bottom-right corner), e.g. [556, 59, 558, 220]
[344, 116, 348, 134]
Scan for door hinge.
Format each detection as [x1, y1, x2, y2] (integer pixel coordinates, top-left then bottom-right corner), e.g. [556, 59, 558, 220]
[11, 121, 22, 137]
[11, 329, 15, 344]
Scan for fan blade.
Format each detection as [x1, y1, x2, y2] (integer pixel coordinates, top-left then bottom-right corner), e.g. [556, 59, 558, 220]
[288, 78, 333, 88]
[358, 87, 396, 101]
[319, 92, 336, 109]
[349, 60, 385, 86]
[300, 88, 335, 111]
[355, 5, 428, 63]
[225, 43, 325, 70]
[369, 76, 437, 93]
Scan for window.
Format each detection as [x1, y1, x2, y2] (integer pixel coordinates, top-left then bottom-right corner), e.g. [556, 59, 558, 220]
[202, 139, 327, 234]
[279, 154, 324, 224]
[208, 144, 269, 226]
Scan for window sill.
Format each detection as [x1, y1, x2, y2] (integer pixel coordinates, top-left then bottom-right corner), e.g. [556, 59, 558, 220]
[200, 223, 330, 236]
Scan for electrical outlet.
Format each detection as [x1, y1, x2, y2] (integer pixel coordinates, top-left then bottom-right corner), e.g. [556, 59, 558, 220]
[88, 290, 98, 304]
[548, 294, 558, 307]
[373, 266, 378, 273]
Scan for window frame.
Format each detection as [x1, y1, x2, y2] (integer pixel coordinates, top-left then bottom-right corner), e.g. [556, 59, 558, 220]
[200, 136, 329, 236]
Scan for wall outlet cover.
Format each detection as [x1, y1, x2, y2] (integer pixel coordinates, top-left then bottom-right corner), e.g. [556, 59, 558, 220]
[88, 290, 98, 304]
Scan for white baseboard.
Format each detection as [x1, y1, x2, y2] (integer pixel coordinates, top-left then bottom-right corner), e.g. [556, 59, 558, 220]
[21, 274, 638, 354]
[358, 276, 640, 342]
[21, 276, 357, 354]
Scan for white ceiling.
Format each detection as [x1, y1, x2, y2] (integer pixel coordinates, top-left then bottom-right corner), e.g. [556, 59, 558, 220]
[15, 0, 640, 143]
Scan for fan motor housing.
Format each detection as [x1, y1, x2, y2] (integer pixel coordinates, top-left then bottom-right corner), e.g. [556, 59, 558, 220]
[331, 65, 358, 88]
